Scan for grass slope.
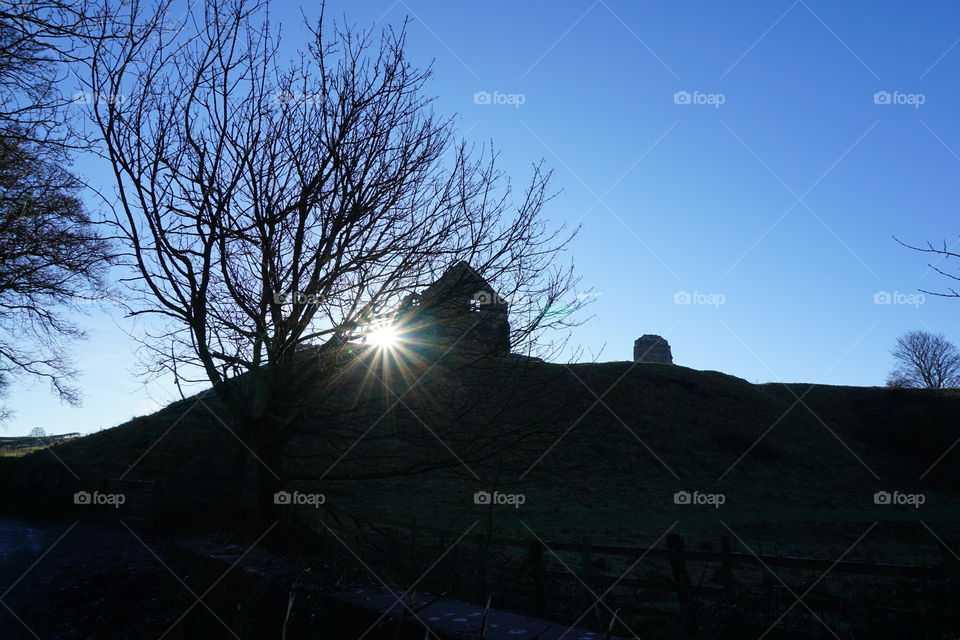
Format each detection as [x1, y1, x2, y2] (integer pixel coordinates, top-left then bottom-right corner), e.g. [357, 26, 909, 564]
[2, 357, 958, 566]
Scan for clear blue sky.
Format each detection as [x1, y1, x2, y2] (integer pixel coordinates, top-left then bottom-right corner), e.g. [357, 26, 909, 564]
[7, 0, 960, 435]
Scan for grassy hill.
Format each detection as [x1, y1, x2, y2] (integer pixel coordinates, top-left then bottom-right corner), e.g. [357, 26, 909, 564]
[0, 434, 79, 457]
[293, 358, 960, 568]
[2, 355, 958, 567]
[0, 436, 56, 457]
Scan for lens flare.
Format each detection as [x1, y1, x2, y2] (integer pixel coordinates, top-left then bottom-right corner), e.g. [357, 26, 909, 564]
[366, 324, 399, 348]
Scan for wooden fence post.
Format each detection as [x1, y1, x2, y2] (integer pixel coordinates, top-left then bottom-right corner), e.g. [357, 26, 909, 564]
[580, 536, 593, 584]
[409, 520, 419, 580]
[667, 533, 690, 602]
[477, 533, 487, 601]
[322, 508, 330, 549]
[939, 539, 960, 578]
[448, 530, 463, 594]
[529, 536, 545, 616]
[667, 533, 695, 637]
[720, 535, 735, 603]
[581, 537, 603, 629]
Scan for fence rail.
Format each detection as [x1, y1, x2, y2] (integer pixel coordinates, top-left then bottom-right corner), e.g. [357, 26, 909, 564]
[315, 502, 954, 613]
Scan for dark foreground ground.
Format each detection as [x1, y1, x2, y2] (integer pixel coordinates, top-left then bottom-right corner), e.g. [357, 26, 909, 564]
[4, 359, 960, 638]
[3, 515, 960, 639]
[0, 517, 188, 639]
[0, 516, 626, 640]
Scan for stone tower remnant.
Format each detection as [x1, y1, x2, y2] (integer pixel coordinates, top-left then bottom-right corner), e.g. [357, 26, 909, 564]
[633, 334, 673, 364]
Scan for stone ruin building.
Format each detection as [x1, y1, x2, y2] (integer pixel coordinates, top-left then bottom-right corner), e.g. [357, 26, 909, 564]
[396, 261, 510, 355]
[633, 334, 672, 364]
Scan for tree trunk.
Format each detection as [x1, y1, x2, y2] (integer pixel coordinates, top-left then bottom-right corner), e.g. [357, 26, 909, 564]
[248, 420, 288, 550]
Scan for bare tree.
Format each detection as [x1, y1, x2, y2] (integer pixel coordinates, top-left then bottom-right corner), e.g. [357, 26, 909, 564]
[86, 0, 583, 532]
[886, 330, 960, 389]
[0, 0, 119, 149]
[0, 134, 112, 408]
[0, 2, 121, 420]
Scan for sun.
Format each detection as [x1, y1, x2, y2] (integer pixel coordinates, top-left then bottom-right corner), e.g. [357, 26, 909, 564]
[365, 323, 399, 348]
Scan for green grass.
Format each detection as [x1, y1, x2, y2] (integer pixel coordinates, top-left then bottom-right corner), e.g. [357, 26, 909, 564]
[289, 359, 960, 567]
[2, 355, 959, 568]
[0, 435, 78, 457]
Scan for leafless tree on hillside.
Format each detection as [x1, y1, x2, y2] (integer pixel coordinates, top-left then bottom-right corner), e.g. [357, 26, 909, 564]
[85, 0, 585, 534]
[0, 2, 118, 415]
[886, 330, 960, 389]
[0, 135, 112, 408]
[0, 2, 122, 418]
